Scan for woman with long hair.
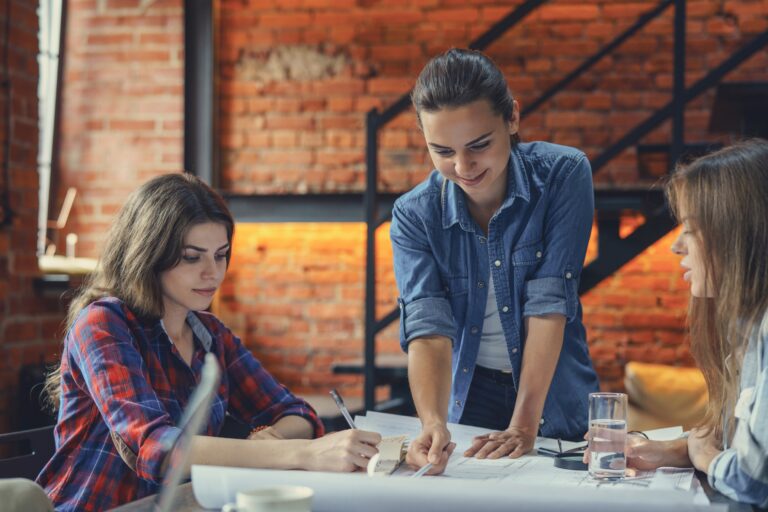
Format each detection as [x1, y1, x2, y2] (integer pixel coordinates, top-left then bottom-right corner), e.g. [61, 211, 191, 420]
[36, 173, 380, 511]
[588, 139, 768, 506]
[391, 48, 599, 474]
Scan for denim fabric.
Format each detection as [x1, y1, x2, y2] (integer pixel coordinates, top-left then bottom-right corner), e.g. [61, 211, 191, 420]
[708, 311, 768, 507]
[459, 366, 517, 431]
[391, 141, 599, 439]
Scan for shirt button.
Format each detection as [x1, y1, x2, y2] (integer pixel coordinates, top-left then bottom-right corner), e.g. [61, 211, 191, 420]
[540, 418, 545, 425]
[536, 251, 542, 258]
[477, 281, 485, 288]
[511, 347, 518, 354]
[470, 326, 479, 334]
[565, 272, 573, 279]
[494, 260, 501, 267]
[456, 400, 462, 407]
[462, 367, 469, 373]
[502, 306, 509, 313]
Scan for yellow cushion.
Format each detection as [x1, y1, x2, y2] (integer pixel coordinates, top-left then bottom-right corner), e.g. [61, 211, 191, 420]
[624, 362, 708, 429]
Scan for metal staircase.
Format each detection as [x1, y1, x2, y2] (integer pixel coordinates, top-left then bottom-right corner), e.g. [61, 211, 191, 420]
[343, 0, 768, 413]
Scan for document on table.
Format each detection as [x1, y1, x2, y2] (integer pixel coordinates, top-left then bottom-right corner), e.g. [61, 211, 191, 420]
[358, 411, 697, 494]
[191, 465, 724, 512]
[190, 412, 721, 511]
[355, 410, 586, 455]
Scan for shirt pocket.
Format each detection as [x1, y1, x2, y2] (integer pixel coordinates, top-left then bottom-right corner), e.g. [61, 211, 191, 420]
[511, 239, 544, 279]
[732, 386, 756, 448]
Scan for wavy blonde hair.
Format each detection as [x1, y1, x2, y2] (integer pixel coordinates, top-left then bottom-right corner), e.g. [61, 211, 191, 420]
[43, 173, 234, 410]
[666, 139, 768, 441]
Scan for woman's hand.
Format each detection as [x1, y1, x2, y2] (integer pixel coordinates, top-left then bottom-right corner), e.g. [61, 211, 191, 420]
[583, 431, 692, 471]
[303, 429, 382, 472]
[464, 426, 536, 459]
[405, 422, 455, 475]
[687, 427, 722, 473]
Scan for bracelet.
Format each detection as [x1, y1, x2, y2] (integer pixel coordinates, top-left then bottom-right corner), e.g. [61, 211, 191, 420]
[249, 425, 270, 437]
[628, 430, 649, 440]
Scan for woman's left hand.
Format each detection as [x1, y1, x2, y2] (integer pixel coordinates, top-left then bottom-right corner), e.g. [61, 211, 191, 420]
[687, 427, 722, 473]
[463, 426, 536, 459]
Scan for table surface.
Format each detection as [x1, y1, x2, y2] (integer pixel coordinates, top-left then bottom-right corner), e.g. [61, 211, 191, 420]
[109, 482, 206, 511]
[109, 473, 762, 512]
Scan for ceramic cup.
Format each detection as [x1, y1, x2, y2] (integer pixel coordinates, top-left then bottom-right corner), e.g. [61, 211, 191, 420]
[221, 485, 314, 512]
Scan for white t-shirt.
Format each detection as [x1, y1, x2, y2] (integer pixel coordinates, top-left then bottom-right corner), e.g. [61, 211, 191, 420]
[475, 272, 513, 372]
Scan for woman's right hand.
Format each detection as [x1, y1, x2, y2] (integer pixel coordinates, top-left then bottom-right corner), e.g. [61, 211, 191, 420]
[405, 423, 455, 475]
[303, 429, 382, 472]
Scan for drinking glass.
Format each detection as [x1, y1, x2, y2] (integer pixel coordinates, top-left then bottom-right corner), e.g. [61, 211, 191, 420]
[588, 392, 628, 479]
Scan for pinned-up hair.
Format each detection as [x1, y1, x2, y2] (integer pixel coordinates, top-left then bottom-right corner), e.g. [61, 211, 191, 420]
[411, 48, 520, 145]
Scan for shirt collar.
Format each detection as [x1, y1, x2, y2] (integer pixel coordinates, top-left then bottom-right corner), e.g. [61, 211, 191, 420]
[157, 312, 213, 353]
[441, 147, 530, 231]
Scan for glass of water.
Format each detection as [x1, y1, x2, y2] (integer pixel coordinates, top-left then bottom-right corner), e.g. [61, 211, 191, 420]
[588, 392, 628, 480]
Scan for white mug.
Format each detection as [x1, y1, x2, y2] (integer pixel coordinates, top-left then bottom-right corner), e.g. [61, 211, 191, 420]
[221, 485, 314, 512]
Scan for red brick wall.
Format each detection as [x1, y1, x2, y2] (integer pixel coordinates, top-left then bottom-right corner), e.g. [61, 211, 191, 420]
[218, 0, 768, 191]
[24, 0, 768, 421]
[216, 223, 400, 396]
[0, 0, 66, 433]
[213, 0, 767, 394]
[57, 0, 184, 257]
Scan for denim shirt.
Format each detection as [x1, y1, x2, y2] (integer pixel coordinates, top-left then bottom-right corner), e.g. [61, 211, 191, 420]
[391, 141, 599, 439]
[708, 311, 768, 507]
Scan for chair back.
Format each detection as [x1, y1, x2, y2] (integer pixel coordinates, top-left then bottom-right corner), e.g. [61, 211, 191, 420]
[0, 425, 56, 480]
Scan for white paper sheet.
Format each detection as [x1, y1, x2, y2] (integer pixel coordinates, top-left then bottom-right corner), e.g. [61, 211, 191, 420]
[191, 465, 726, 512]
[191, 413, 720, 511]
[358, 411, 700, 496]
[355, 410, 584, 453]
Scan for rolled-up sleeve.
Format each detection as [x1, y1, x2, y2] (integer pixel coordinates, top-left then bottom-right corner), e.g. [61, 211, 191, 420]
[391, 202, 457, 350]
[522, 154, 594, 322]
[69, 304, 179, 484]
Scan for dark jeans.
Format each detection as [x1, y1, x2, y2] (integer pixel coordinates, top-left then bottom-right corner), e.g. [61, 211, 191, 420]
[458, 365, 518, 431]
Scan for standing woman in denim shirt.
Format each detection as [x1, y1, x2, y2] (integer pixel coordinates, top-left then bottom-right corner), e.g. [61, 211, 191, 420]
[391, 48, 599, 474]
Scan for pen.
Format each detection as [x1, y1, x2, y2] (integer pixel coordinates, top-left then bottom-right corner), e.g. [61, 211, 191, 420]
[329, 388, 357, 429]
[411, 462, 433, 478]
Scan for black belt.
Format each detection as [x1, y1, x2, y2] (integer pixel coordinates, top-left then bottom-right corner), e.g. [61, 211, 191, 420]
[474, 365, 515, 382]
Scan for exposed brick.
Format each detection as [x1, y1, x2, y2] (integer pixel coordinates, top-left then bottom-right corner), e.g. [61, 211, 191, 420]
[6, 0, 765, 428]
[538, 5, 599, 21]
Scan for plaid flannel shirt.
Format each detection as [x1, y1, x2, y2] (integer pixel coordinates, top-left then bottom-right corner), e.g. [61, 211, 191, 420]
[36, 297, 323, 512]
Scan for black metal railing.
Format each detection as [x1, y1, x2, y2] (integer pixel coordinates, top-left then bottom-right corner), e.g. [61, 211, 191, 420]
[360, 0, 768, 411]
[362, 0, 547, 412]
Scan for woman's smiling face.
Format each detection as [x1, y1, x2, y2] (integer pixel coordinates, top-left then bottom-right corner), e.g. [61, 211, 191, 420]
[419, 99, 519, 208]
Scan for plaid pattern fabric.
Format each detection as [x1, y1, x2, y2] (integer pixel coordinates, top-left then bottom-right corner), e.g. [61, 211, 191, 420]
[36, 297, 322, 512]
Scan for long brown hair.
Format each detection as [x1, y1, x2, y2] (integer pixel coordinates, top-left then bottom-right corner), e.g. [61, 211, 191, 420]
[666, 139, 768, 440]
[43, 173, 235, 410]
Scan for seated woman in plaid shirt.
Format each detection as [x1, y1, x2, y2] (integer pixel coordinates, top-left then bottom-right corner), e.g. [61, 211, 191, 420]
[587, 140, 768, 507]
[36, 173, 381, 512]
